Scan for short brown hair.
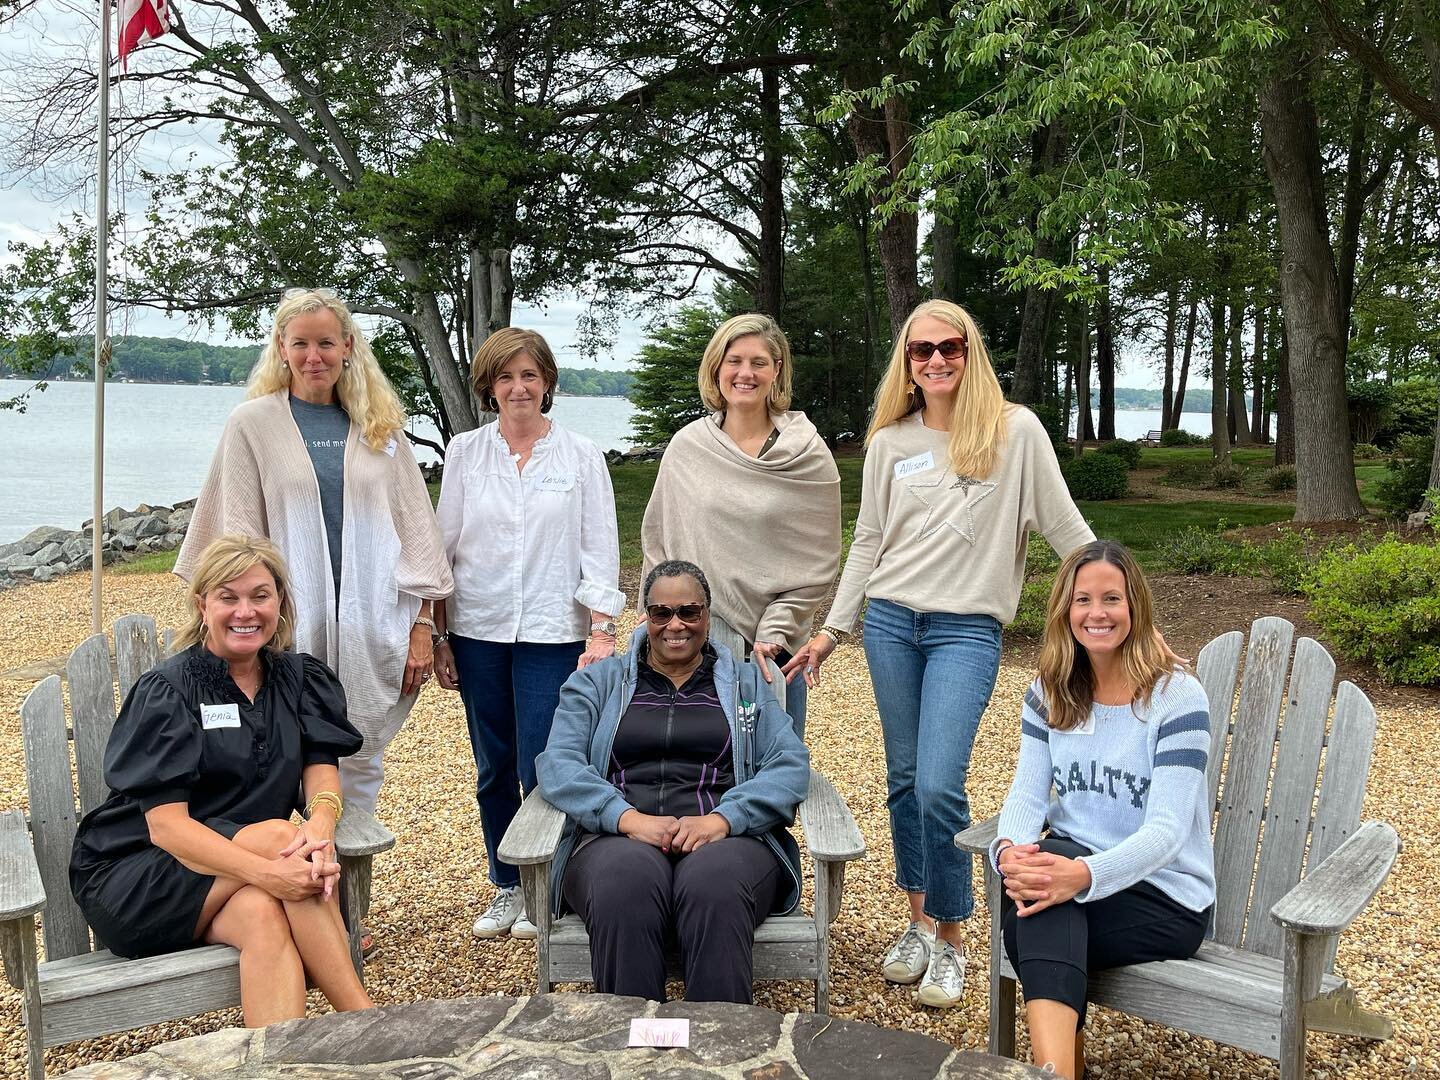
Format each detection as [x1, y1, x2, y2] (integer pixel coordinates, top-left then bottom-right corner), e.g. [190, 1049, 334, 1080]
[471, 328, 560, 413]
[698, 313, 793, 414]
[172, 535, 297, 655]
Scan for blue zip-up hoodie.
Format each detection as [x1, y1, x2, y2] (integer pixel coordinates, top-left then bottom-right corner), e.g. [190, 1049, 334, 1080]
[535, 626, 810, 916]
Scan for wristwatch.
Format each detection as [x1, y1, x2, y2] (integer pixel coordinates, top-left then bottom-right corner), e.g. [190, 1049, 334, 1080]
[589, 620, 618, 637]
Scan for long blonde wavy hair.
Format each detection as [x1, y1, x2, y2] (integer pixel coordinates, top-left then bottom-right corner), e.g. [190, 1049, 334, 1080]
[867, 299, 1010, 478]
[1038, 540, 1174, 732]
[248, 289, 407, 450]
[172, 535, 297, 655]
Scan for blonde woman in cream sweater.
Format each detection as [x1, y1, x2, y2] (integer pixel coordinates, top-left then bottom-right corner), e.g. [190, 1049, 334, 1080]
[784, 299, 1093, 1008]
[642, 313, 841, 733]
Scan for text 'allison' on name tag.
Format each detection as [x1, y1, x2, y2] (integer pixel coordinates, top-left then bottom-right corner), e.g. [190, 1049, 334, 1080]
[201, 703, 242, 730]
[628, 1018, 689, 1048]
[536, 472, 576, 492]
[894, 450, 936, 480]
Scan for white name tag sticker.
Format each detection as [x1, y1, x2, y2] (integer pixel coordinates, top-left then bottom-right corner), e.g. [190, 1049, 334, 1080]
[894, 450, 936, 480]
[200, 703, 241, 730]
[535, 472, 576, 493]
[628, 1018, 689, 1048]
[383, 437, 398, 458]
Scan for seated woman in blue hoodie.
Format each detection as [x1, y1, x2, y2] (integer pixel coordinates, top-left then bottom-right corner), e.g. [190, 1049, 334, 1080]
[536, 558, 810, 1003]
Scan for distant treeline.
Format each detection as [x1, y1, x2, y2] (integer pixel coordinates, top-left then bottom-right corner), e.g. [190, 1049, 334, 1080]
[1110, 387, 1250, 413]
[0, 335, 634, 397]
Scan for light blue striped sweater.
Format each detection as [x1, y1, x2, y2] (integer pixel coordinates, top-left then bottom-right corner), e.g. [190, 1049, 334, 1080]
[991, 670, 1216, 912]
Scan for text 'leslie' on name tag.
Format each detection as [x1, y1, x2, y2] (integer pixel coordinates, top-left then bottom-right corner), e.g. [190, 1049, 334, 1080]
[628, 1018, 689, 1048]
[894, 450, 935, 480]
[201, 703, 241, 730]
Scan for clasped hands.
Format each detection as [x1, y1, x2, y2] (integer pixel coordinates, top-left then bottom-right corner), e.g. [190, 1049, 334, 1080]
[618, 808, 729, 854]
[997, 842, 1092, 917]
[271, 826, 342, 902]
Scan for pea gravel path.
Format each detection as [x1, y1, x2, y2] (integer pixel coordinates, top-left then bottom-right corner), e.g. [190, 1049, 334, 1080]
[1, 573, 1435, 1078]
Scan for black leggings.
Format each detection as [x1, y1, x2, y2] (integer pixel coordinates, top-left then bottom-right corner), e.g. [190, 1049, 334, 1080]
[562, 834, 782, 1004]
[1001, 836, 1210, 1025]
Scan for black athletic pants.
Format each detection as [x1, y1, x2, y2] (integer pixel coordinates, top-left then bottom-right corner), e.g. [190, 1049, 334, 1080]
[562, 834, 783, 1004]
[1001, 835, 1210, 1025]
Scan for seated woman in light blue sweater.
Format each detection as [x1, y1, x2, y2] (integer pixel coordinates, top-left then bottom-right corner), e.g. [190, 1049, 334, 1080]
[991, 540, 1215, 1079]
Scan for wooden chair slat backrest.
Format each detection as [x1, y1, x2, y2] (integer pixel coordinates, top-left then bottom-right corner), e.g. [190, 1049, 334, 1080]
[67, 633, 118, 817]
[1210, 616, 1294, 947]
[114, 614, 161, 703]
[1195, 630, 1243, 811]
[1312, 679, 1378, 971]
[1243, 635, 1335, 958]
[21, 676, 92, 961]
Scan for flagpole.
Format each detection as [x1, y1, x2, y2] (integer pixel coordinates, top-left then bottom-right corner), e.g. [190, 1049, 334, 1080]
[92, 0, 110, 636]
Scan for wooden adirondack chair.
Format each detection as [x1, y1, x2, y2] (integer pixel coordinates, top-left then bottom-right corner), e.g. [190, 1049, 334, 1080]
[496, 614, 866, 1013]
[958, 616, 1399, 1078]
[0, 615, 396, 1080]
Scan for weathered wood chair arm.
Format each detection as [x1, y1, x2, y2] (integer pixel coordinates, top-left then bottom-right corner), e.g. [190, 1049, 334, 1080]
[797, 769, 865, 863]
[497, 788, 568, 867]
[0, 808, 46, 922]
[1271, 820, 1400, 936]
[333, 806, 396, 858]
[955, 814, 1001, 856]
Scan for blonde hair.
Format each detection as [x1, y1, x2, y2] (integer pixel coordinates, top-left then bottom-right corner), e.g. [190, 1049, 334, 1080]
[866, 299, 1010, 477]
[172, 535, 297, 655]
[1037, 540, 1174, 732]
[471, 328, 559, 413]
[698, 313, 793, 414]
[248, 290, 407, 451]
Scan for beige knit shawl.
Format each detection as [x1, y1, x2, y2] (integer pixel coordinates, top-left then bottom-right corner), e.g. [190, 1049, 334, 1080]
[176, 391, 453, 753]
[641, 411, 841, 654]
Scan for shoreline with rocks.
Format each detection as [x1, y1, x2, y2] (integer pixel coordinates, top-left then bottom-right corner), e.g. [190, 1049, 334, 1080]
[0, 502, 195, 590]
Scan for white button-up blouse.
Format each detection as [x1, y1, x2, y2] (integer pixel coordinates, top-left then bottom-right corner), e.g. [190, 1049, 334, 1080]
[436, 421, 626, 643]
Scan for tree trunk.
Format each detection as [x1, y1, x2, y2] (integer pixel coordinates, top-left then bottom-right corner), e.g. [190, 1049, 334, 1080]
[852, 198, 882, 431]
[1275, 317, 1295, 465]
[1210, 294, 1231, 463]
[1420, 4, 1440, 505]
[1337, 71, 1375, 341]
[931, 215, 958, 301]
[1172, 295, 1197, 430]
[1229, 297, 1253, 445]
[755, 65, 785, 316]
[1260, 45, 1366, 520]
[1012, 121, 1064, 404]
[1096, 262, 1116, 440]
[1162, 288, 1178, 430]
[1251, 307, 1268, 441]
[1076, 307, 1095, 447]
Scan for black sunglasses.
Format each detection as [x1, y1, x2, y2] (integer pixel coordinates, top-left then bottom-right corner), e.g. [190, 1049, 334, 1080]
[645, 603, 707, 624]
[905, 337, 967, 362]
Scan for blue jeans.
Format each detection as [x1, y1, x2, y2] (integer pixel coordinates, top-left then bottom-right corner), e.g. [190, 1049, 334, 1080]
[862, 599, 1002, 922]
[450, 635, 584, 889]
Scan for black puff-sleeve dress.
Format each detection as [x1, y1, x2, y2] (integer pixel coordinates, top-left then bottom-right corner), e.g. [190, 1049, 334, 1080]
[69, 645, 362, 958]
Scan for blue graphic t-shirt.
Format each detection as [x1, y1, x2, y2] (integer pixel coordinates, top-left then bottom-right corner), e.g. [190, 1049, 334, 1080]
[288, 394, 350, 602]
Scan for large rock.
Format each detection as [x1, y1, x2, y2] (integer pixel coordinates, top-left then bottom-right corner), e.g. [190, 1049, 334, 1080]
[21, 524, 71, 551]
[32, 565, 59, 582]
[1, 554, 39, 574]
[172, 497, 198, 510]
[32, 542, 65, 566]
[133, 514, 169, 539]
[167, 507, 192, 531]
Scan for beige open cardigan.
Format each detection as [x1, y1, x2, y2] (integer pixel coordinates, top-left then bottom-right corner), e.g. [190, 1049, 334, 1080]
[176, 391, 453, 755]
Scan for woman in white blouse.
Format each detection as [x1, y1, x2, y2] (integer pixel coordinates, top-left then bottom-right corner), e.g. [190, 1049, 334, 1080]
[433, 328, 625, 942]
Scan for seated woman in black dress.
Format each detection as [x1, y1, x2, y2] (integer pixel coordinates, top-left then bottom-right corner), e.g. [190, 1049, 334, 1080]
[69, 534, 373, 1026]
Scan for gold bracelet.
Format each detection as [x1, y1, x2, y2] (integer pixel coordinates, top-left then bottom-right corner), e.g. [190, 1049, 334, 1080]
[305, 790, 344, 822]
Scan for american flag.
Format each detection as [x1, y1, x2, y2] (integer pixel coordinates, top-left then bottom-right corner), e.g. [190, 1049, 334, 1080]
[118, 0, 171, 69]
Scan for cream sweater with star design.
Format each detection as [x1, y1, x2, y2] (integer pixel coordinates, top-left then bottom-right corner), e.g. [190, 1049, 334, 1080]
[826, 408, 1093, 631]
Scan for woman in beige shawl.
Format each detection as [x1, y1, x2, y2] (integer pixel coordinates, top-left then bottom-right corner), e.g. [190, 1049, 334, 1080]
[177, 290, 453, 828]
[640, 313, 840, 732]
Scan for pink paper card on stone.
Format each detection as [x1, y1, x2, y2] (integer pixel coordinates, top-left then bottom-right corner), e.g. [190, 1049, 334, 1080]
[628, 1018, 690, 1048]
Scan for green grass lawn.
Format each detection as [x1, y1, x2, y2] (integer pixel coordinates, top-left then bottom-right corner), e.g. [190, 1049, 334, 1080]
[1137, 446, 1275, 470]
[1075, 501, 1293, 564]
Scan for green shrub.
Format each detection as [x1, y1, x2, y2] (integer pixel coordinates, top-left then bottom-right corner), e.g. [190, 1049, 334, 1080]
[1025, 533, 1062, 578]
[1011, 577, 1052, 637]
[1353, 442, 1383, 461]
[1304, 538, 1440, 685]
[1161, 460, 1213, 488]
[1249, 527, 1312, 594]
[1160, 428, 1206, 447]
[1155, 525, 1249, 575]
[1260, 465, 1297, 491]
[1372, 435, 1436, 517]
[1061, 453, 1129, 500]
[1210, 462, 1247, 489]
[1378, 378, 1439, 446]
[1096, 439, 1143, 469]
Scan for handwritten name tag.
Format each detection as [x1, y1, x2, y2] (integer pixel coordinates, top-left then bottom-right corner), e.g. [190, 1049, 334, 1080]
[200, 703, 241, 730]
[383, 437, 398, 458]
[894, 450, 936, 480]
[535, 472, 576, 493]
[628, 1018, 689, 1048]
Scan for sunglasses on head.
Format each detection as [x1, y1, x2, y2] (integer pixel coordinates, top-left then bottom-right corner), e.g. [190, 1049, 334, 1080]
[645, 603, 707, 624]
[905, 337, 966, 362]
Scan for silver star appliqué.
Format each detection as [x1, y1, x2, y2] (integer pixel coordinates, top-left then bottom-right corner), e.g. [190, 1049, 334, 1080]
[904, 470, 998, 543]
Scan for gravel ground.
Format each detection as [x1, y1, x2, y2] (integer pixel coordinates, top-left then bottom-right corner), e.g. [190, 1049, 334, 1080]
[0, 572, 1435, 1077]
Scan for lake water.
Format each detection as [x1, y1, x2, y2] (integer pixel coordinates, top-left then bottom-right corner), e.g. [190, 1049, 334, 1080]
[0, 380, 637, 543]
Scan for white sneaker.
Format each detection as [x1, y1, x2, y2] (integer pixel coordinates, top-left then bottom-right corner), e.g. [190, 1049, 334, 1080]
[915, 940, 966, 1008]
[510, 909, 538, 941]
[473, 887, 523, 938]
[881, 921, 934, 984]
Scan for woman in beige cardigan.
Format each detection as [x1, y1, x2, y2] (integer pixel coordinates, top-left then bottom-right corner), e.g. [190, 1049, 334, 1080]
[640, 313, 840, 733]
[178, 290, 453, 832]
